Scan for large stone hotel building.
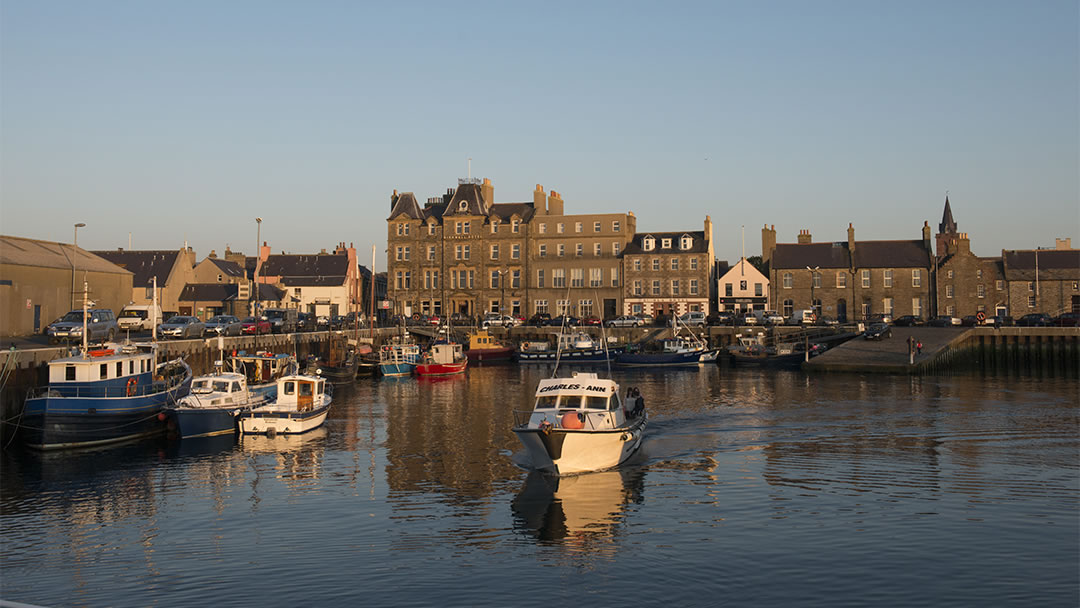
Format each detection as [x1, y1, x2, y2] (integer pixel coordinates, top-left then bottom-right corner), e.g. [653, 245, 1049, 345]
[386, 177, 715, 320]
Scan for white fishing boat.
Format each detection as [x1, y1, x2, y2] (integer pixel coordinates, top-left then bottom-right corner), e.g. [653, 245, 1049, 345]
[512, 372, 647, 475]
[237, 373, 332, 435]
[168, 371, 268, 438]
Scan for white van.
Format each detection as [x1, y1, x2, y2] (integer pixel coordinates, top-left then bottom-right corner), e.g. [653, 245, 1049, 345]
[117, 304, 163, 331]
[788, 310, 816, 325]
[678, 311, 707, 327]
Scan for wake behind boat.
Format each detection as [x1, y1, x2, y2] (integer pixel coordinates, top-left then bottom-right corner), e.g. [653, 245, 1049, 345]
[512, 372, 647, 475]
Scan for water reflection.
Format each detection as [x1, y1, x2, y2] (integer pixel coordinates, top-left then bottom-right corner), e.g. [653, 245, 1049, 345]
[511, 468, 645, 549]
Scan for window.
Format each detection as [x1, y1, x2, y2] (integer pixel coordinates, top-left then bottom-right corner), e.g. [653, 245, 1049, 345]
[613, 243, 621, 256]
[490, 219, 500, 234]
[427, 223, 436, 235]
[594, 221, 601, 232]
[571, 268, 584, 287]
[575, 222, 583, 233]
[512, 220, 520, 233]
[862, 301, 871, 319]
[837, 272, 847, 288]
[976, 269, 983, 279]
[403, 247, 411, 261]
[463, 221, 470, 234]
[590, 268, 602, 288]
[491, 270, 500, 289]
[217, 273, 223, 282]
[681, 235, 693, 250]
[633, 259, 641, 271]
[576, 243, 583, 256]
[395, 246, 404, 261]
[977, 284, 985, 298]
[740, 280, 747, 290]
[395, 271, 404, 290]
[725, 283, 733, 297]
[661, 238, 672, 249]
[912, 269, 922, 287]
[671, 280, 680, 296]
[946, 285, 954, 299]
[813, 272, 822, 289]
[512, 270, 520, 288]
[783, 273, 793, 289]
[284, 381, 296, 396]
[643, 236, 655, 251]
[912, 297, 922, 317]
[535, 300, 548, 314]
[427, 246, 436, 261]
[553, 269, 566, 288]
[996, 279, 1004, 291]
[652, 259, 660, 271]
[538, 244, 547, 257]
[467, 270, 474, 289]
[403, 271, 411, 289]
[690, 279, 699, 295]
[1028, 281, 1035, 292]
[455, 222, 463, 235]
[634, 280, 643, 296]
[579, 299, 594, 317]
[539, 223, 547, 234]
[783, 299, 794, 317]
[611, 268, 619, 287]
[861, 269, 870, 288]
[671, 258, 679, 271]
[557, 223, 564, 234]
[947, 269, 954, 279]
[512, 244, 520, 259]
[946, 305, 955, 316]
[537, 269, 545, 288]
[883, 297, 893, 316]
[490, 300, 500, 314]
[490, 244, 499, 260]
[1027, 295, 1036, 308]
[594, 243, 601, 256]
[651, 280, 661, 295]
[754, 283, 763, 297]
[556, 300, 570, 315]
[690, 258, 698, 270]
[558, 244, 565, 257]
[612, 221, 621, 232]
[883, 269, 893, 288]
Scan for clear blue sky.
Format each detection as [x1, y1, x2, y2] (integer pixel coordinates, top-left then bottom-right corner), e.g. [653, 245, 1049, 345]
[2, 1, 1077, 265]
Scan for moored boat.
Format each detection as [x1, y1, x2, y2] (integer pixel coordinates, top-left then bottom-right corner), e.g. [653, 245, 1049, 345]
[517, 332, 624, 363]
[464, 330, 516, 363]
[237, 373, 332, 435]
[379, 339, 421, 376]
[415, 341, 468, 376]
[512, 372, 647, 475]
[616, 336, 718, 367]
[229, 350, 295, 400]
[167, 371, 267, 439]
[22, 342, 192, 450]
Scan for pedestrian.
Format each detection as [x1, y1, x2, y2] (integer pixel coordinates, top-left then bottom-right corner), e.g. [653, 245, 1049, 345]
[916, 340, 923, 355]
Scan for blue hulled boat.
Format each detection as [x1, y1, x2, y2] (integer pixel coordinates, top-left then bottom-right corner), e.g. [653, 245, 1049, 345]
[379, 341, 421, 376]
[615, 336, 718, 367]
[166, 371, 268, 439]
[517, 332, 624, 363]
[22, 343, 192, 450]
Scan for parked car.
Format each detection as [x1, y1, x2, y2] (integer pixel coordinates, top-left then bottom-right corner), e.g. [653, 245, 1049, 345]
[481, 313, 518, 328]
[158, 316, 205, 339]
[678, 311, 707, 327]
[866, 313, 893, 325]
[892, 315, 924, 327]
[263, 308, 298, 333]
[634, 313, 656, 326]
[863, 322, 892, 340]
[928, 315, 960, 327]
[548, 315, 580, 327]
[737, 313, 757, 325]
[1051, 312, 1080, 327]
[117, 304, 163, 332]
[296, 312, 314, 332]
[580, 316, 602, 327]
[240, 316, 271, 335]
[606, 315, 645, 328]
[46, 309, 119, 344]
[204, 315, 242, 337]
[816, 316, 840, 326]
[960, 315, 981, 327]
[756, 310, 785, 325]
[1016, 313, 1053, 327]
[528, 313, 552, 326]
[709, 311, 735, 326]
[340, 312, 367, 329]
[982, 315, 1012, 328]
[450, 312, 475, 327]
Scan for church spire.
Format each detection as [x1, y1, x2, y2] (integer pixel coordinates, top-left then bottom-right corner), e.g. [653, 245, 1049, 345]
[939, 195, 957, 234]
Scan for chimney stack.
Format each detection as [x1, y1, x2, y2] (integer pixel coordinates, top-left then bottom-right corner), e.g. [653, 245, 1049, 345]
[761, 224, 777, 264]
[547, 189, 564, 216]
[797, 229, 812, 244]
[481, 177, 494, 210]
[533, 184, 547, 215]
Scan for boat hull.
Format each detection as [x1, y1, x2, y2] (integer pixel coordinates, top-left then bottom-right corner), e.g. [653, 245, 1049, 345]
[464, 346, 516, 363]
[730, 352, 804, 369]
[238, 402, 330, 435]
[513, 416, 647, 475]
[379, 362, 415, 377]
[517, 347, 624, 363]
[168, 407, 241, 439]
[615, 349, 717, 367]
[316, 360, 359, 384]
[414, 361, 467, 376]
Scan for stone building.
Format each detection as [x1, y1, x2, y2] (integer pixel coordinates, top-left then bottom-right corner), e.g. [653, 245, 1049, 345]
[622, 218, 714, 318]
[0, 235, 133, 337]
[192, 250, 247, 285]
[386, 178, 635, 320]
[934, 233, 1006, 318]
[255, 242, 361, 318]
[763, 223, 935, 322]
[92, 248, 197, 316]
[1001, 240, 1079, 316]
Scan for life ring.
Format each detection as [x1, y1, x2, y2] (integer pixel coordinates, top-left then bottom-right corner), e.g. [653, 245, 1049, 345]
[412, 313, 420, 321]
[126, 377, 138, 397]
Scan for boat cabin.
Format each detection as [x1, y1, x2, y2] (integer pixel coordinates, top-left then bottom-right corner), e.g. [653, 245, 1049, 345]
[425, 342, 464, 365]
[529, 373, 626, 430]
[274, 375, 328, 411]
[231, 351, 293, 385]
[46, 345, 156, 397]
[467, 330, 501, 351]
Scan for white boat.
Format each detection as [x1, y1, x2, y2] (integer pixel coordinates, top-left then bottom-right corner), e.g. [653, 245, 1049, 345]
[237, 373, 332, 435]
[168, 371, 269, 438]
[512, 372, 647, 475]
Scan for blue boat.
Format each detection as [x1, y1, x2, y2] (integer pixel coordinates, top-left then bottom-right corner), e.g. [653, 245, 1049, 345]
[22, 343, 192, 450]
[166, 371, 268, 439]
[379, 341, 421, 376]
[517, 332, 623, 363]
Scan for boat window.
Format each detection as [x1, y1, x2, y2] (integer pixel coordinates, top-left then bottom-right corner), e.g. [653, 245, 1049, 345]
[300, 383, 313, 397]
[129, 360, 134, 374]
[284, 381, 296, 395]
[317, 382, 324, 395]
[585, 396, 608, 409]
[536, 395, 559, 409]
[213, 381, 229, 392]
[116, 362, 123, 377]
[193, 380, 209, 390]
[231, 382, 241, 393]
[66, 365, 76, 381]
[100, 363, 108, 379]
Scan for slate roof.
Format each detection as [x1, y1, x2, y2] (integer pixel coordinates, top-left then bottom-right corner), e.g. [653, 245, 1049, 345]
[179, 283, 285, 302]
[771, 242, 851, 269]
[771, 240, 931, 270]
[1002, 249, 1080, 281]
[853, 240, 932, 268]
[939, 196, 957, 234]
[388, 192, 424, 220]
[207, 257, 245, 278]
[440, 183, 488, 218]
[487, 202, 535, 222]
[0, 235, 132, 274]
[260, 254, 348, 278]
[623, 231, 708, 255]
[280, 275, 347, 287]
[92, 249, 182, 285]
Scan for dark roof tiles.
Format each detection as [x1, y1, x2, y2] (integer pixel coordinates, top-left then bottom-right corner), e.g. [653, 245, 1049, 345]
[92, 249, 182, 285]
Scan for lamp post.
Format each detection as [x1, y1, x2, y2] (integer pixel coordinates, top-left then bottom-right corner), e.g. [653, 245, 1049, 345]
[254, 217, 262, 346]
[71, 223, 86, 311]
[806, 265, 820, 320]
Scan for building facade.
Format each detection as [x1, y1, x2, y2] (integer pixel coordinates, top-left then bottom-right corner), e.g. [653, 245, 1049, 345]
[1001, 241, 1080, 316]
[255, 242, 360, 318]
[717, 257, 769, 313]
[92, 248, 197, 315]
[622, 218, 714, 318]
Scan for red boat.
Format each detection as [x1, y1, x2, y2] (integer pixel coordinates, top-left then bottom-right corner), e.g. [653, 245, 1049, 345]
[415, 342, 468, 376]
[464, 330, 516, 363]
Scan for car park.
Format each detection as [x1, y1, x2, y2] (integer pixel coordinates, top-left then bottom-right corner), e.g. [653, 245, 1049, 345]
[927, 316, 960, 327]
[606, 315, 644, 328]
[863, 322, 892, 340]
[158, 316, 205, 339]
[46, 309, 120, 344]
[204, 315, 242, 337]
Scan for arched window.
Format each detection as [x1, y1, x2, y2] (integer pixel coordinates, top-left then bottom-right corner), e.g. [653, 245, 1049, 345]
[681, 235, 693, 250]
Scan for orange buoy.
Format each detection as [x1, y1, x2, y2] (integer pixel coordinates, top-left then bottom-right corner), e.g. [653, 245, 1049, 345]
[560, 411, 584, 429]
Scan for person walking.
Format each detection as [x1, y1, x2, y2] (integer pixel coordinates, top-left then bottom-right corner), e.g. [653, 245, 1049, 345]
[916, 340, 923, 355]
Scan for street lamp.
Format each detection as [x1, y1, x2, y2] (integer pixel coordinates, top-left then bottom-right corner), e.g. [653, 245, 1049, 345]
[806, 265, 820, 319]
[71, 223, 86, 311]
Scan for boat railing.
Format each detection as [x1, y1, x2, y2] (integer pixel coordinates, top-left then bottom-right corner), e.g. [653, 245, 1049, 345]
[27, 364, 190, 400]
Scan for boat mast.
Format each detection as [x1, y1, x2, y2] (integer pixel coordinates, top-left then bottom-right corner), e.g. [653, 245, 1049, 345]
[81, 279, 89, 356]
[369, 244, 376, 338]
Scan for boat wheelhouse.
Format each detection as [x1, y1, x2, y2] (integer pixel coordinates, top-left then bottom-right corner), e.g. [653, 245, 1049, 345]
[237, 374, 332, 435]
[415, 341, 467, 376]
[168, 371, 268, 439]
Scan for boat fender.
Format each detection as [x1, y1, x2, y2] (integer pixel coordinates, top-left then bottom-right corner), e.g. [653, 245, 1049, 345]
[157, 412, 167, 421]
[126, 377, 138, 396]
[538, 420, 554, 435]
[561, 412, 585, 430]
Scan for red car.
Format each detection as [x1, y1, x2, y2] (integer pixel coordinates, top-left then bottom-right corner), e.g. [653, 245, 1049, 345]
[427, 315, 442, 326]
[580, 316, 602, 326]
[241, 316, 271, 335]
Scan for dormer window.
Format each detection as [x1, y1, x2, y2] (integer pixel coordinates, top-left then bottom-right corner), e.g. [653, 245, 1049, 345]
[491, 219, 500, 234]
[661, 238, 672, 249]
[681, 235, 693, 250]
[459, 200, 468, 211]
[643, 236, 655, 251]
[427, 222, 436, 235]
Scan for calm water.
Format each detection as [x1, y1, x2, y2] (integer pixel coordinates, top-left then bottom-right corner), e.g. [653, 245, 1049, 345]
[1, 366, 1077, 607]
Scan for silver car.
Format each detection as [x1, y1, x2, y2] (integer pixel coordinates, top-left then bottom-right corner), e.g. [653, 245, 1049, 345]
[605, 315, 644, 328]
[158, 316, 205, 339]
[203, 315, 242, 337]
[46, 309, 119, 344]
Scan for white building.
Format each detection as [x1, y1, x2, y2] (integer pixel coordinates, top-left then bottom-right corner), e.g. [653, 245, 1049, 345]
[717, 258, 769, 313]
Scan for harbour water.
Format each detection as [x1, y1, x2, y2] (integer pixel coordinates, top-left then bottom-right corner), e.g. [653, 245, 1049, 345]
[1, 366, 1077, 607]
